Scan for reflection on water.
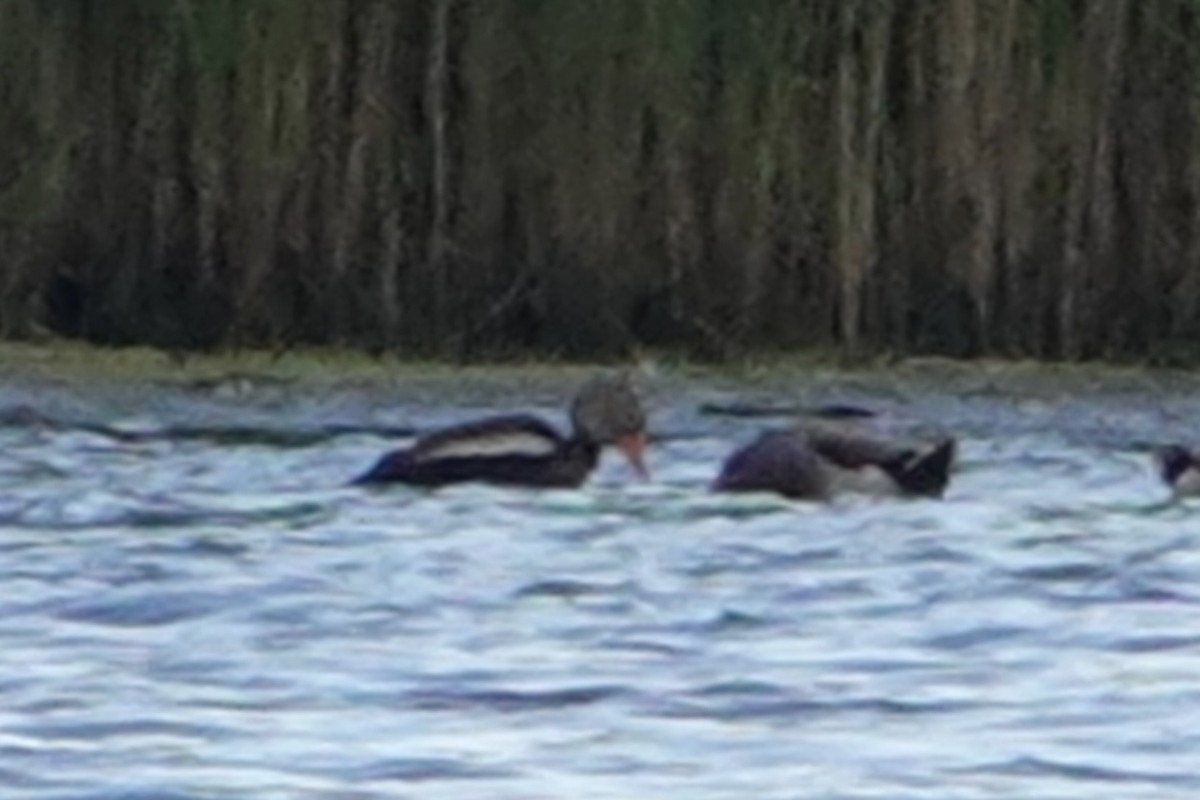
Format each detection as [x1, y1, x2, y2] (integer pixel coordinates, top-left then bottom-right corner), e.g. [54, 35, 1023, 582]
[0, 367, 1199, 799]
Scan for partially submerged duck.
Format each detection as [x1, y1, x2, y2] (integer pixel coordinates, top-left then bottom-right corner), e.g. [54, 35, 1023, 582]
[713, 413, 956, 501]
[353, 372, 649, 489]
[1154, 445, 1200, 497]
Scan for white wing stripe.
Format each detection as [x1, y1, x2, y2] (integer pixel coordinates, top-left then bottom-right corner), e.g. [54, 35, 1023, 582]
[418, 431, 558, 461]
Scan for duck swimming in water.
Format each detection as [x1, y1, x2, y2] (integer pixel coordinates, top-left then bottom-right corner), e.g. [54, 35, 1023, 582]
[352, 372, 649, 489]
[1154, 445, 1200, 497]
[713, 411, 956, 501]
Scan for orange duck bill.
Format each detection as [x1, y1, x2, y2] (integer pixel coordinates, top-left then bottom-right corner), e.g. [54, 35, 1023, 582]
[615, 432, 650, 479]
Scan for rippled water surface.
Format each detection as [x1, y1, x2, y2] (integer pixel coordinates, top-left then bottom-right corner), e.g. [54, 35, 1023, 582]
[2, 363, 1200, 799]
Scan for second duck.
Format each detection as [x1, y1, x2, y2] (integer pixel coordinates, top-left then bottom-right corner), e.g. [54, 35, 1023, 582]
[713, 415, 956, 501]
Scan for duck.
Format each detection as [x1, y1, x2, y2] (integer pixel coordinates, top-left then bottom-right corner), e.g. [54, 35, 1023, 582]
[1154, 445, 1200, 497]
[352, 372, 649, 488]
[712, 413, 956, 501]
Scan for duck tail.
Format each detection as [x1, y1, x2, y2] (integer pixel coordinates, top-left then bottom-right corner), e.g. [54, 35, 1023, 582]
[349, 450, 415, 486]
[891, 437, 957, 498]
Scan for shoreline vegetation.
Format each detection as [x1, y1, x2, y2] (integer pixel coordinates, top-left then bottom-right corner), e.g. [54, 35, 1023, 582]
[2, 2, 1200, 363]
[3, 341, 1199, 398]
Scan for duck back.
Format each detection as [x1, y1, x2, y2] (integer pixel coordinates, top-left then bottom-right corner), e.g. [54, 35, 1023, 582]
[713, 430, 830, 500]
[354, 414, 598, 488]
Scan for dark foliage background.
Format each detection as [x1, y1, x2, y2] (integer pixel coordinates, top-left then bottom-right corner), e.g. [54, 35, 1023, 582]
[1, 0, 1197, 360]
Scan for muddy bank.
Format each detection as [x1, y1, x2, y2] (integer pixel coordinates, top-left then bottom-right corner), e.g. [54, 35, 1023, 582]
[1, 343, 1197, 453]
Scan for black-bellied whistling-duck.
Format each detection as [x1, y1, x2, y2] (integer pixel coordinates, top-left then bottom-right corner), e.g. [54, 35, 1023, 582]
[712, 411, 956, 501]
[1154, 445, 1200, 497]
[352, 372, 648, 488]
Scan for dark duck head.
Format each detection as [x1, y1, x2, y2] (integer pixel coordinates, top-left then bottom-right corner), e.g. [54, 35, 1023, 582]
[872, 437, 957, 498]
[352, 370, 649, 488]
[1155, 445, 1200, 496]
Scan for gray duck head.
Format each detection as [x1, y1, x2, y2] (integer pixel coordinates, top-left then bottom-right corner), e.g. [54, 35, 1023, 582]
[570, 371, 649, 478]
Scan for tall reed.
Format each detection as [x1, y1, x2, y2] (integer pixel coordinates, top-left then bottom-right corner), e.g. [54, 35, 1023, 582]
[0, 0, 1196, 361]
